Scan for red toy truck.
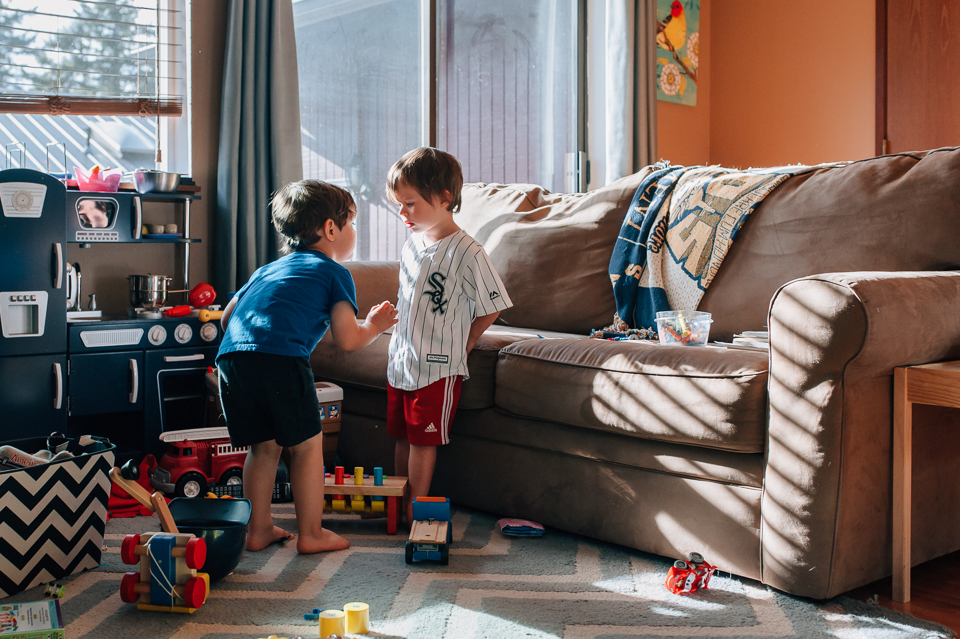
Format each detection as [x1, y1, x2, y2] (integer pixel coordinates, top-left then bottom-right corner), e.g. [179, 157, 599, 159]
[150, 427, 249, 498]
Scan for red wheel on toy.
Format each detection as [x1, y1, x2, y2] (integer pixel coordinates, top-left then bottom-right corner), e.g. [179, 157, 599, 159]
[184, 576, 207, 609]
[120, 534, 141, 565]
[184, 537, 206, 570]
[120, 572, 140, 603]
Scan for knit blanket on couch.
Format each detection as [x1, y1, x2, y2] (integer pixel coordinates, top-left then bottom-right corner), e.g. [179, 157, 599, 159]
[607, 162, 837, 333]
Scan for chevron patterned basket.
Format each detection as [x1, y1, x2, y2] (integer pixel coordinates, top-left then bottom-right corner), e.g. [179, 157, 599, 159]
[0, 436, 115, 598]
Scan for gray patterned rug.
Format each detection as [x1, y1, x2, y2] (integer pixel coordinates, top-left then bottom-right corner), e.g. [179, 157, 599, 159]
[5, 503, 954, 638]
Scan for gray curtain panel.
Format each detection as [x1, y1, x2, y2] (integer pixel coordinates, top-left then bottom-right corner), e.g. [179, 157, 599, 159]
[215, 0, 303, 299]
[606, 0, 658, 183]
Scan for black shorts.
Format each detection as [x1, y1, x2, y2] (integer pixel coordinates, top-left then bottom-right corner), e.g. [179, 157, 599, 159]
[217, 351, 322, 448]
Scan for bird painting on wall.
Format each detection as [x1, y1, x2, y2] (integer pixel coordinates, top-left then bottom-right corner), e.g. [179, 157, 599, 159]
[656, 0, 699, 105]
[656, 0, 687, 53]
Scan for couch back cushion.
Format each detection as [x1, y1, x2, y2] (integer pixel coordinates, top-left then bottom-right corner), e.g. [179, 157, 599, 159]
[701, 147, 960, 339]
[458, 169, 652, 334]
[460, 148, 960, 338]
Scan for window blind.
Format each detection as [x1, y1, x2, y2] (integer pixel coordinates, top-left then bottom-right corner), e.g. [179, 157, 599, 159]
[0, 0, 185, 116]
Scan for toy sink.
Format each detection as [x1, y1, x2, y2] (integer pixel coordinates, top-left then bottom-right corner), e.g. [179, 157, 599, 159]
[167, 497, 251, 582]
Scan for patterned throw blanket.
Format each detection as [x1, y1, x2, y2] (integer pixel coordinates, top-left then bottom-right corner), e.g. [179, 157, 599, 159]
[604, 162, 838, 334]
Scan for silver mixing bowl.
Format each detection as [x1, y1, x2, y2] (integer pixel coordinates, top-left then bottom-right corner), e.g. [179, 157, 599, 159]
[133, 170, 181, 194]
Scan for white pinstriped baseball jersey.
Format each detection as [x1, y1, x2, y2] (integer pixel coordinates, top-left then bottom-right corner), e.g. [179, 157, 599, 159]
[387, 229, 512, 391]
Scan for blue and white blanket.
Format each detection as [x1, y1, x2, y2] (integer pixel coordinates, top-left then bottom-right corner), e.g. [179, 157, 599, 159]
[609, 162, 838, 331]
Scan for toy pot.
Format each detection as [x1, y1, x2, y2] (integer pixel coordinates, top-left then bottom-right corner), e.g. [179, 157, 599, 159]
[128, 274, 173, 310]
[167, 497, 251, 582]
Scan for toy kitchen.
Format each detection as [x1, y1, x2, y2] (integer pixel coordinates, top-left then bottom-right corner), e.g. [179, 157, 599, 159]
[0, 167, 216, 463]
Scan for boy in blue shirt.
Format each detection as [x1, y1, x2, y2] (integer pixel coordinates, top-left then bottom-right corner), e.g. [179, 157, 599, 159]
[217, 180, 397, 554]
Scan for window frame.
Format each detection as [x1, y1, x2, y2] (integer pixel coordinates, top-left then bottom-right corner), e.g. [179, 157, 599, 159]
[0, 0, 191, 174]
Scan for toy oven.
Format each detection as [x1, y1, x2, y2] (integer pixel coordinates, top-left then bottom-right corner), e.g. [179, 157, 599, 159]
[66, 191, 142, 243]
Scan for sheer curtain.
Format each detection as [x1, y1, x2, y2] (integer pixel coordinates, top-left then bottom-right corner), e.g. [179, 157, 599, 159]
[215, 0, 303, 298]
[605, 0, 658, 183]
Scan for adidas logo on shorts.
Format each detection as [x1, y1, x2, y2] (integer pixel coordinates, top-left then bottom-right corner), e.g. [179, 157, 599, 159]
[424, 423, 438, 433]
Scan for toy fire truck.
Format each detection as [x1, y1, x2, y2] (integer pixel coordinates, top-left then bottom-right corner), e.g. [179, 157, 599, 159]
[150, 427, 248, 498]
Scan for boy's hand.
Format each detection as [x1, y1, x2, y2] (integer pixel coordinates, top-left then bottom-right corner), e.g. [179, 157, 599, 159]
[367, 301, 398, 333]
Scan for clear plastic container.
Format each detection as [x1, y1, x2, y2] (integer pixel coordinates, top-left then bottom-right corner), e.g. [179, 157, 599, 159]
[655, 310, 713, 346]
[74, 166, 122, 192]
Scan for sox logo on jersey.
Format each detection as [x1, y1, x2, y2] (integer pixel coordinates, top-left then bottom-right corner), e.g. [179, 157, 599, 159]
[423, 272, 448, 314]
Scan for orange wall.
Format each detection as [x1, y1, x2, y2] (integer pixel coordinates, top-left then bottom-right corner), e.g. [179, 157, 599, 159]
[658, 0, 876, 168]
[657, 0, 711, 166]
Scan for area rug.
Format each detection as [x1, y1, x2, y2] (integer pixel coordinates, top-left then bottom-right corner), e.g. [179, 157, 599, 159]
[4, 504, 953, 639]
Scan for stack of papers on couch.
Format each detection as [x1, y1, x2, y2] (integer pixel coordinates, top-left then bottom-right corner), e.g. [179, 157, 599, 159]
[715, 331, 769, 352]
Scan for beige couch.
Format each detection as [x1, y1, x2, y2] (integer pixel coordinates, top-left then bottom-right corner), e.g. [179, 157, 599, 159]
[311, 147, 960, 599]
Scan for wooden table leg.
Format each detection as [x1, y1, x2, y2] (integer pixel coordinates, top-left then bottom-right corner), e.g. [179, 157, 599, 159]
[893, 366, 912, 603]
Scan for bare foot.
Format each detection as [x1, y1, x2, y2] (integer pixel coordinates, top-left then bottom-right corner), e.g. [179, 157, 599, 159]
[297, 528, 350, 554]
[246, 525, 293, 551]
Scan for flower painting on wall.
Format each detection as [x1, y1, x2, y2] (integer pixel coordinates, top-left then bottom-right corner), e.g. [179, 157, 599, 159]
[656, 0, 699, 106]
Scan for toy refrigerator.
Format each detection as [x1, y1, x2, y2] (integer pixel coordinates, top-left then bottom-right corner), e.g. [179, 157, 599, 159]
[0, 169, 68, 437]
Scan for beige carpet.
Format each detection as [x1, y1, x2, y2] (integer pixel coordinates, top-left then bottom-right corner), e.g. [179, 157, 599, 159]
[3, 503, 953, 638]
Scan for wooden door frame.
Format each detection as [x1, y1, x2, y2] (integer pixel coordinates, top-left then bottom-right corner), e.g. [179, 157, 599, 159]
[876, 0, 887, 157]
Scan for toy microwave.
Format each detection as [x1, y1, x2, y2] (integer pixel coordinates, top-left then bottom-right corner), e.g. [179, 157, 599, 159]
[66, 191, 142, 243]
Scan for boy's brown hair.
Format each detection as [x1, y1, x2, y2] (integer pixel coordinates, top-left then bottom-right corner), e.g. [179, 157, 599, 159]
[386, 147, 463, 214]
[271, 179, 355, 253]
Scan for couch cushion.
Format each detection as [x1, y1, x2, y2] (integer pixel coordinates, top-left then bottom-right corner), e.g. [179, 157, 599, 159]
[451, 408, 765, 487]
[311, 325, 583, 410]
[496, 339, 769, 452]
[458, 168, 653, 335]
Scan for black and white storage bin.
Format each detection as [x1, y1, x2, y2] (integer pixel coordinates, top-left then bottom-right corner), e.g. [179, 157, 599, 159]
[0, 435, 115, 598]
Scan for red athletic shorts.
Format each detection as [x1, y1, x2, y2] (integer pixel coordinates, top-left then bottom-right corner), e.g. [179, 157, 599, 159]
[386, 376, 463, 446]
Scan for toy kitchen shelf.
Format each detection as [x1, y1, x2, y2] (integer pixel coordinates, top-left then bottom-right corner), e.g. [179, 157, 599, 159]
[68, 189, 202, 291]
[139, 192, 201, 291]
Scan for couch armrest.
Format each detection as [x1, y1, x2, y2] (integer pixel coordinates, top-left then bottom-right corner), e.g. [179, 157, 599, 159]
[762, 271, 960, 598]
[345, 261, 400, 317]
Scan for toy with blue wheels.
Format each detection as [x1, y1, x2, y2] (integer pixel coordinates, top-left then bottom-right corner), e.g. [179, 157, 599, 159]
[405, 497, 452, 565]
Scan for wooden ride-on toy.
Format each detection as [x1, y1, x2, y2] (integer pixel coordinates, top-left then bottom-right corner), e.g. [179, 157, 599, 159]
[119, 532, 209, 612]
[111, 460, 210, 613]
[406, 497, 452, 565]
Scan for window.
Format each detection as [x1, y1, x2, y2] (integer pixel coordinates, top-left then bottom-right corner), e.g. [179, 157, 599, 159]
[0, 0, 190, 175]
[293, 0, 584, 261]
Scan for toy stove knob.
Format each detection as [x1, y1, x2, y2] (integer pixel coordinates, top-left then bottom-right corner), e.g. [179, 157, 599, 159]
[199, 322, 218, 342]
[174, 323, 193, 344]
[148, 325, 167, 345]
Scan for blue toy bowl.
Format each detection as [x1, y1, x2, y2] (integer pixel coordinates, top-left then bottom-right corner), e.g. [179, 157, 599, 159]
[167, 498, 251, 582]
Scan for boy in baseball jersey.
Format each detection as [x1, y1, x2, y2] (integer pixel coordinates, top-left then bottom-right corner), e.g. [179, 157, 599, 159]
[218, 180, 398, 553]
[385, 148, 513, 524]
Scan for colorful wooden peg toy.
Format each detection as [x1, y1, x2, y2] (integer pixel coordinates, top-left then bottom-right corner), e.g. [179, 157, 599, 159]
[321, 465, 407, 533]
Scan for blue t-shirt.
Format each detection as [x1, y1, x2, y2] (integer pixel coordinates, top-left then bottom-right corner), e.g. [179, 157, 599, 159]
[217, 250, 359, 361]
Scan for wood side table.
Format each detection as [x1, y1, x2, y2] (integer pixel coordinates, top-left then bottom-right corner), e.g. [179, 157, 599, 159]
[893, 360, 960, 603]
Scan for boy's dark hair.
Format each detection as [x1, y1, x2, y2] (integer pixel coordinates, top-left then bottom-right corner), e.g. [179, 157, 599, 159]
[271, 180, 355, 253]
[386, 147, 463, 214]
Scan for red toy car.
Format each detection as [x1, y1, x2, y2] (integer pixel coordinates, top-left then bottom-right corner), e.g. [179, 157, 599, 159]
[664, 552, 716, 594]
[150, 427, 249, 498]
